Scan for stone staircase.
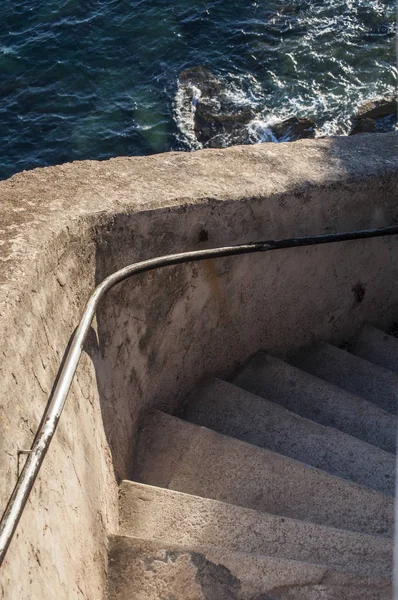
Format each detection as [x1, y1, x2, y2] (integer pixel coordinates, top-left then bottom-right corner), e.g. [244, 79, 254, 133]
[108, 324, 397, 599]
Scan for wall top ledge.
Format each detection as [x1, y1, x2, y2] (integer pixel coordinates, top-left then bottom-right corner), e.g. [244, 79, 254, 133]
[0, 133, 397, 307]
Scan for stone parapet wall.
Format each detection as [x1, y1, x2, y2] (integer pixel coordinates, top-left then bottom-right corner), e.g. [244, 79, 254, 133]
[0, 133, 397, 598]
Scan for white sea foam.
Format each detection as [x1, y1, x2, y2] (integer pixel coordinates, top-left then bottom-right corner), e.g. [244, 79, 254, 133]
[0, 46, 16, 55]
[173, 81, 203, 150]
[247, 118, 277, 143]
[174, 58, 396, 148]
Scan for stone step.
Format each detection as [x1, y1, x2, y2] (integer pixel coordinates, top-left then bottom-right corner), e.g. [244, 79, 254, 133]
[232, 351, 396, 454]
[132, 410, 393, 536]
[119, 481, 392, 578]
[352, 323, 398, 373]
[108, 535, 392, 600]
[178, 378, 395, 495]
[291, 342, 398, 414]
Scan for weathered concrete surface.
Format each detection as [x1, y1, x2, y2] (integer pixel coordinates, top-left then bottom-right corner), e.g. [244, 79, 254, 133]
[133, 410, 394, 536]
[108, 536, 392, 600]
[90, 134, 398, 490]
[1, 133, 398, 309]
[180, 378, 395, 494]
[233, 352, 397, 453]
[352, 324, 398, 372]
[119, 481, 392, 577]
[292, 342, 398, 413]
[0, 133, 397, 597]
[0, 231, 119, 600]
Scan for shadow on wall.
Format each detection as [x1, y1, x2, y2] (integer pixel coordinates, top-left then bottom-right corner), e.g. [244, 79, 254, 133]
[85, 134, 398, 482]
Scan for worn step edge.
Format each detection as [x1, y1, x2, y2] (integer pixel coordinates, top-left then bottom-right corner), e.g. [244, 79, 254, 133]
[132, 410, 394, 537]
[108, 535, 392, 600]
[352, 323, 398, 373]
[179, 377, 395, 495]
[232, 351, 396, 454]
[291, 341, 398, 414]
[119, 480, 392, 578]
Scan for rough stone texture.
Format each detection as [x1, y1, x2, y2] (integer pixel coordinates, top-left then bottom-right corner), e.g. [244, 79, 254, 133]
[233, 352, 396, 454]
[292, 342, 398, 414]
[352, 323, 398, 373]
[1, 133, 398, 597]
[0, 231, 118, 600]
[119, 481, 392, 577]
[108, 536, 392, 600]
[179, 378, 395, 494]
[133, 410, 393, 536]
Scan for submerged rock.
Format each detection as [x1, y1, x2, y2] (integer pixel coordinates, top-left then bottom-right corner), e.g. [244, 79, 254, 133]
[178, 66, 224, 100]
[350, 96, 397, 135]
[271, 117, 316, 142]
[177, 66, 257, 148]
[195, 101, 255, 147]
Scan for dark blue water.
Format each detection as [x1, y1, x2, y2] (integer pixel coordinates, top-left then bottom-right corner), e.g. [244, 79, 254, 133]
[0, 0, 396, 180]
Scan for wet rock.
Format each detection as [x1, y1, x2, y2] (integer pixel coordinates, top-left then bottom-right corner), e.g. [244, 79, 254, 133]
[178, 66, 224, 102]
[177, 66, 257, 148]
[350, 96, 397, 135]
[271, 117, 316, 142]
[177, 66, 318, 147]
[351, 118, 378, 135]
[178, 67, 319, 147]
[355, 96, 397, 120]
[195, 101, 255, 147]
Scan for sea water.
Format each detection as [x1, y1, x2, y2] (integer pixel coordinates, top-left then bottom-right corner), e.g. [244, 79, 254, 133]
[0, 0, 395, 180]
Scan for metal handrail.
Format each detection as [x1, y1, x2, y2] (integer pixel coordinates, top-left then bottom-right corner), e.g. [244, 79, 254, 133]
[1, 224, 398, 566]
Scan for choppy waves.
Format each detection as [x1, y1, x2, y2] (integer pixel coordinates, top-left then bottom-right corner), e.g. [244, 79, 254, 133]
[174, 0, 396, 147]
[0, 0, 396, 179]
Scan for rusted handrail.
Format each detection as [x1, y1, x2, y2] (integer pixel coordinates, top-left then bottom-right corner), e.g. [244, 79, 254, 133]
[1, 224, 398, 566]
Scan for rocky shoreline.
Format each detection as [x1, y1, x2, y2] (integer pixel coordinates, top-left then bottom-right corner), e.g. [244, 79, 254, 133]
[177, 66, 397, 148]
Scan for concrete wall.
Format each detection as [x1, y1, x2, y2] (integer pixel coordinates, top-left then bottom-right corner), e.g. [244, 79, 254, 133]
[0, 133, 397, 598]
